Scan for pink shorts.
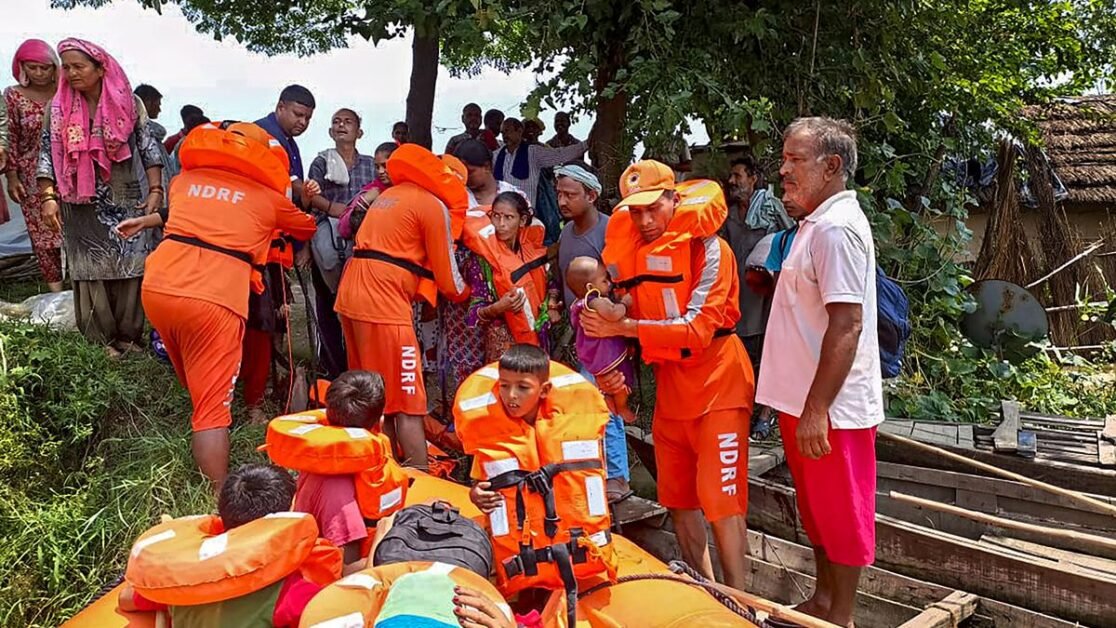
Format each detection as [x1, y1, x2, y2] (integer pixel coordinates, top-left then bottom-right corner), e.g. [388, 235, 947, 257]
[779, 413, 877, 566]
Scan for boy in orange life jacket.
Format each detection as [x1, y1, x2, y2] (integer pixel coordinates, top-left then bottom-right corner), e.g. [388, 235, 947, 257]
[293, 370, 385, 574]
[468, 346, 554, 513]
[120, 464, 328, 627]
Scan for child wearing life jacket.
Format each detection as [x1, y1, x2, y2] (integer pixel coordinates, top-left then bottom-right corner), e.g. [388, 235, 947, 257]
[292, 369, 386, 574]
[459, 345, 616, 627]
[121, 464, 339, 627]
[564, 256, 637, 425]
[466, 346, 553, 516]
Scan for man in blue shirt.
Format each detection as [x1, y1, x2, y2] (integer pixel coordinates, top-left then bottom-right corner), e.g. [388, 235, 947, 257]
[241, 85, 316, 422]
[256, 84, 315, 204]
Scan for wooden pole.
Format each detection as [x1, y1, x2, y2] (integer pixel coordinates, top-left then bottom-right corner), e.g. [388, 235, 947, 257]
[878, 431, 1116, 517]
[703, 581, 842, 628]
[897, 591, 978, 628]
[890, 491, 1116, 557]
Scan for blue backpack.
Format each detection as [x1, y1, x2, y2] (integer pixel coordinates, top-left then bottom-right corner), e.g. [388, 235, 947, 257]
[876, 267, 910, 378]
[777, 232, 910, 377]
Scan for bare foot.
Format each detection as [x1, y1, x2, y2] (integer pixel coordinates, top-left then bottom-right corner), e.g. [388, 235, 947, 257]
[246, 405, 269, 426]
[793, 596, 831, 620]
[105, 345, 123, 359]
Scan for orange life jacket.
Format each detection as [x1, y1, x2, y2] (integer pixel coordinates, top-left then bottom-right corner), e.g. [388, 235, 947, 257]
[453, 362, 617, 627]
[265, 411, 409, 520]
[602, 179, 729, 363]
[125, 512, 342, 606]
[354, 144, 470, 306]
[461, 209, 549, 345]
[179, 123, 292, 198]
[176, 122, 297, 292]
[298, 561, 511, 628]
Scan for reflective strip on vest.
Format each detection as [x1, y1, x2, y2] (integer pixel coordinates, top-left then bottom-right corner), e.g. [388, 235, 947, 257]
[437, 198, 467, 295]
[644, 235, 721, 327]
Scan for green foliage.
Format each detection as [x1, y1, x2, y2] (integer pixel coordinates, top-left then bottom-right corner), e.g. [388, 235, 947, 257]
[0, 320, 267, 627]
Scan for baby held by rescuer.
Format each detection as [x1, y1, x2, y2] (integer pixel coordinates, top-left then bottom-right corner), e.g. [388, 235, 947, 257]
[564, 256, 637, 424]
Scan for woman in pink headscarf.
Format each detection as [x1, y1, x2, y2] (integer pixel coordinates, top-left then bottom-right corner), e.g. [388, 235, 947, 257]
[36, 39, 164, 356]
[5, 39, 63, 289]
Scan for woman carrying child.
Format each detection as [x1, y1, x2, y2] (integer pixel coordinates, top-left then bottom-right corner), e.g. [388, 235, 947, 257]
[462, 191, 550, 361]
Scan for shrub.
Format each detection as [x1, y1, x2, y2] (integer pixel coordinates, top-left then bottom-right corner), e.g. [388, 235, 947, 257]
[0, 320, 267, 627]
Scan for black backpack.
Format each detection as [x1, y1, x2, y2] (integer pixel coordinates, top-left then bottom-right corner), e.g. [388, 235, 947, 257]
[373, 501, 493, 577]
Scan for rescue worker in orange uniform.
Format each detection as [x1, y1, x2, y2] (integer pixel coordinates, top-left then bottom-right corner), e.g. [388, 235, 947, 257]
[334, 144, 470, 471]
[119, 122, 316, 490]
[581, 160, 754, 590]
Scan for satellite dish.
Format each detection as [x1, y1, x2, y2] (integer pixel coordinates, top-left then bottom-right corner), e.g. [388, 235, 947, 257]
[960, 279, 1049, 361]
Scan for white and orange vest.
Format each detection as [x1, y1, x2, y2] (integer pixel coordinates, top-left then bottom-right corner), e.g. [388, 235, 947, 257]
[602, 179, 733, 363]
[453, 361, 616, 626]
[461, 209, 549, 345]
[265, 410, 409, 520]
[298, 561, 511, 628]
[125, 512, 342, 607]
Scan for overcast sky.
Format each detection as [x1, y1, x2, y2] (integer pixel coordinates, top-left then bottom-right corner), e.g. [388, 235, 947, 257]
[2, 0, 698, 158]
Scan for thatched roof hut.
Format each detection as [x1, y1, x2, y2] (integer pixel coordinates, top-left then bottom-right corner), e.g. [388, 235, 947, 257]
[1026, 95, 1116, 206]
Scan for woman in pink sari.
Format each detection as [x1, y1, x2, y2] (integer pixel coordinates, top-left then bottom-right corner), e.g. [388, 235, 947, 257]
[4, 39, 62, 290]
[36, 39, 164, 355]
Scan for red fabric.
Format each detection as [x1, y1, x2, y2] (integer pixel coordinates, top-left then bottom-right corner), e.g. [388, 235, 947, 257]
[164, 130, 184, 154]
[240, 327, 272, 407]
[144, 292, 244, 431]
[293, 473, 368, 548]
[653, 408, 750, 521]
[779, 413, 878, 566]
[272, 573, 324, 627]
[480, 129, 499, 151]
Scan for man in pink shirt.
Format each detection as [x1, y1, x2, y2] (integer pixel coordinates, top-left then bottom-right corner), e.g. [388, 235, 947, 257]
[294, 370, 386, 574]
[756, 117, 884, 628]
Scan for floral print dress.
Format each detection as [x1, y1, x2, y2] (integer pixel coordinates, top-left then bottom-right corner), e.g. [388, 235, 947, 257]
[4, 87, 62, 282]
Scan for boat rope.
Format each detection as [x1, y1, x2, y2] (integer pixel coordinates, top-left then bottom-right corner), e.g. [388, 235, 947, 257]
[576, 560, 758, 623]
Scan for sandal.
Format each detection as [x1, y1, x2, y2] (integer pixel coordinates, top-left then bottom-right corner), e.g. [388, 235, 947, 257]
[606, 478, 634, 503]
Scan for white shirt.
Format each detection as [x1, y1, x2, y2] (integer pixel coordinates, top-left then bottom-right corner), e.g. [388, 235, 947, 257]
[492, 141, 588, 208]
[467, 180, 524, 208]
[756, 190, 884, 429]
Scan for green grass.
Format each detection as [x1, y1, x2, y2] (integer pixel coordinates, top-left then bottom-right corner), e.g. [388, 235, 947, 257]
[0, 319, 270, 627]
[0, 279, 69, 305]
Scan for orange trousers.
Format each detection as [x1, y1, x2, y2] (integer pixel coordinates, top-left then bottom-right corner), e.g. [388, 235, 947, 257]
[143, 291, 244, 431]
[340, 315, 427, 416]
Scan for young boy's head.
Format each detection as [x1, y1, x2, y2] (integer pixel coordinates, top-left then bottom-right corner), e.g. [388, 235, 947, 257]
[497, 344, 551, 423]
[326, 370, 386, 430]
[565, 256, 611, 300]
[218, 464, 296, 529]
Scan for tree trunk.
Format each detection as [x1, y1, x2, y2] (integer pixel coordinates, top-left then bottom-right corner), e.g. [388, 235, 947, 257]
[588, 42, 629, 207]
[405, 26, 440, 150]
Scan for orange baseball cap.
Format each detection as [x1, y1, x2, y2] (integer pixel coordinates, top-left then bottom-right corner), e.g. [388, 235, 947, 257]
[616, 160, 676, 208]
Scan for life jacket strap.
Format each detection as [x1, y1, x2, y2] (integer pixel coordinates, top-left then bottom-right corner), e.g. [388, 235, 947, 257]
[680, 327, 735, 359]
[613, 273, 684, 290]
[165, 234, 263, 270]
[352, 249, 435, 280]
[502, 534, 602, 628]
[509, 253, 548, 284]
[488, 459, 602, 539]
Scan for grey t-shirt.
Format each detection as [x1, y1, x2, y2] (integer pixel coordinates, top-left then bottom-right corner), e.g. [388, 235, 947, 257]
[557, 212, 610, 307]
